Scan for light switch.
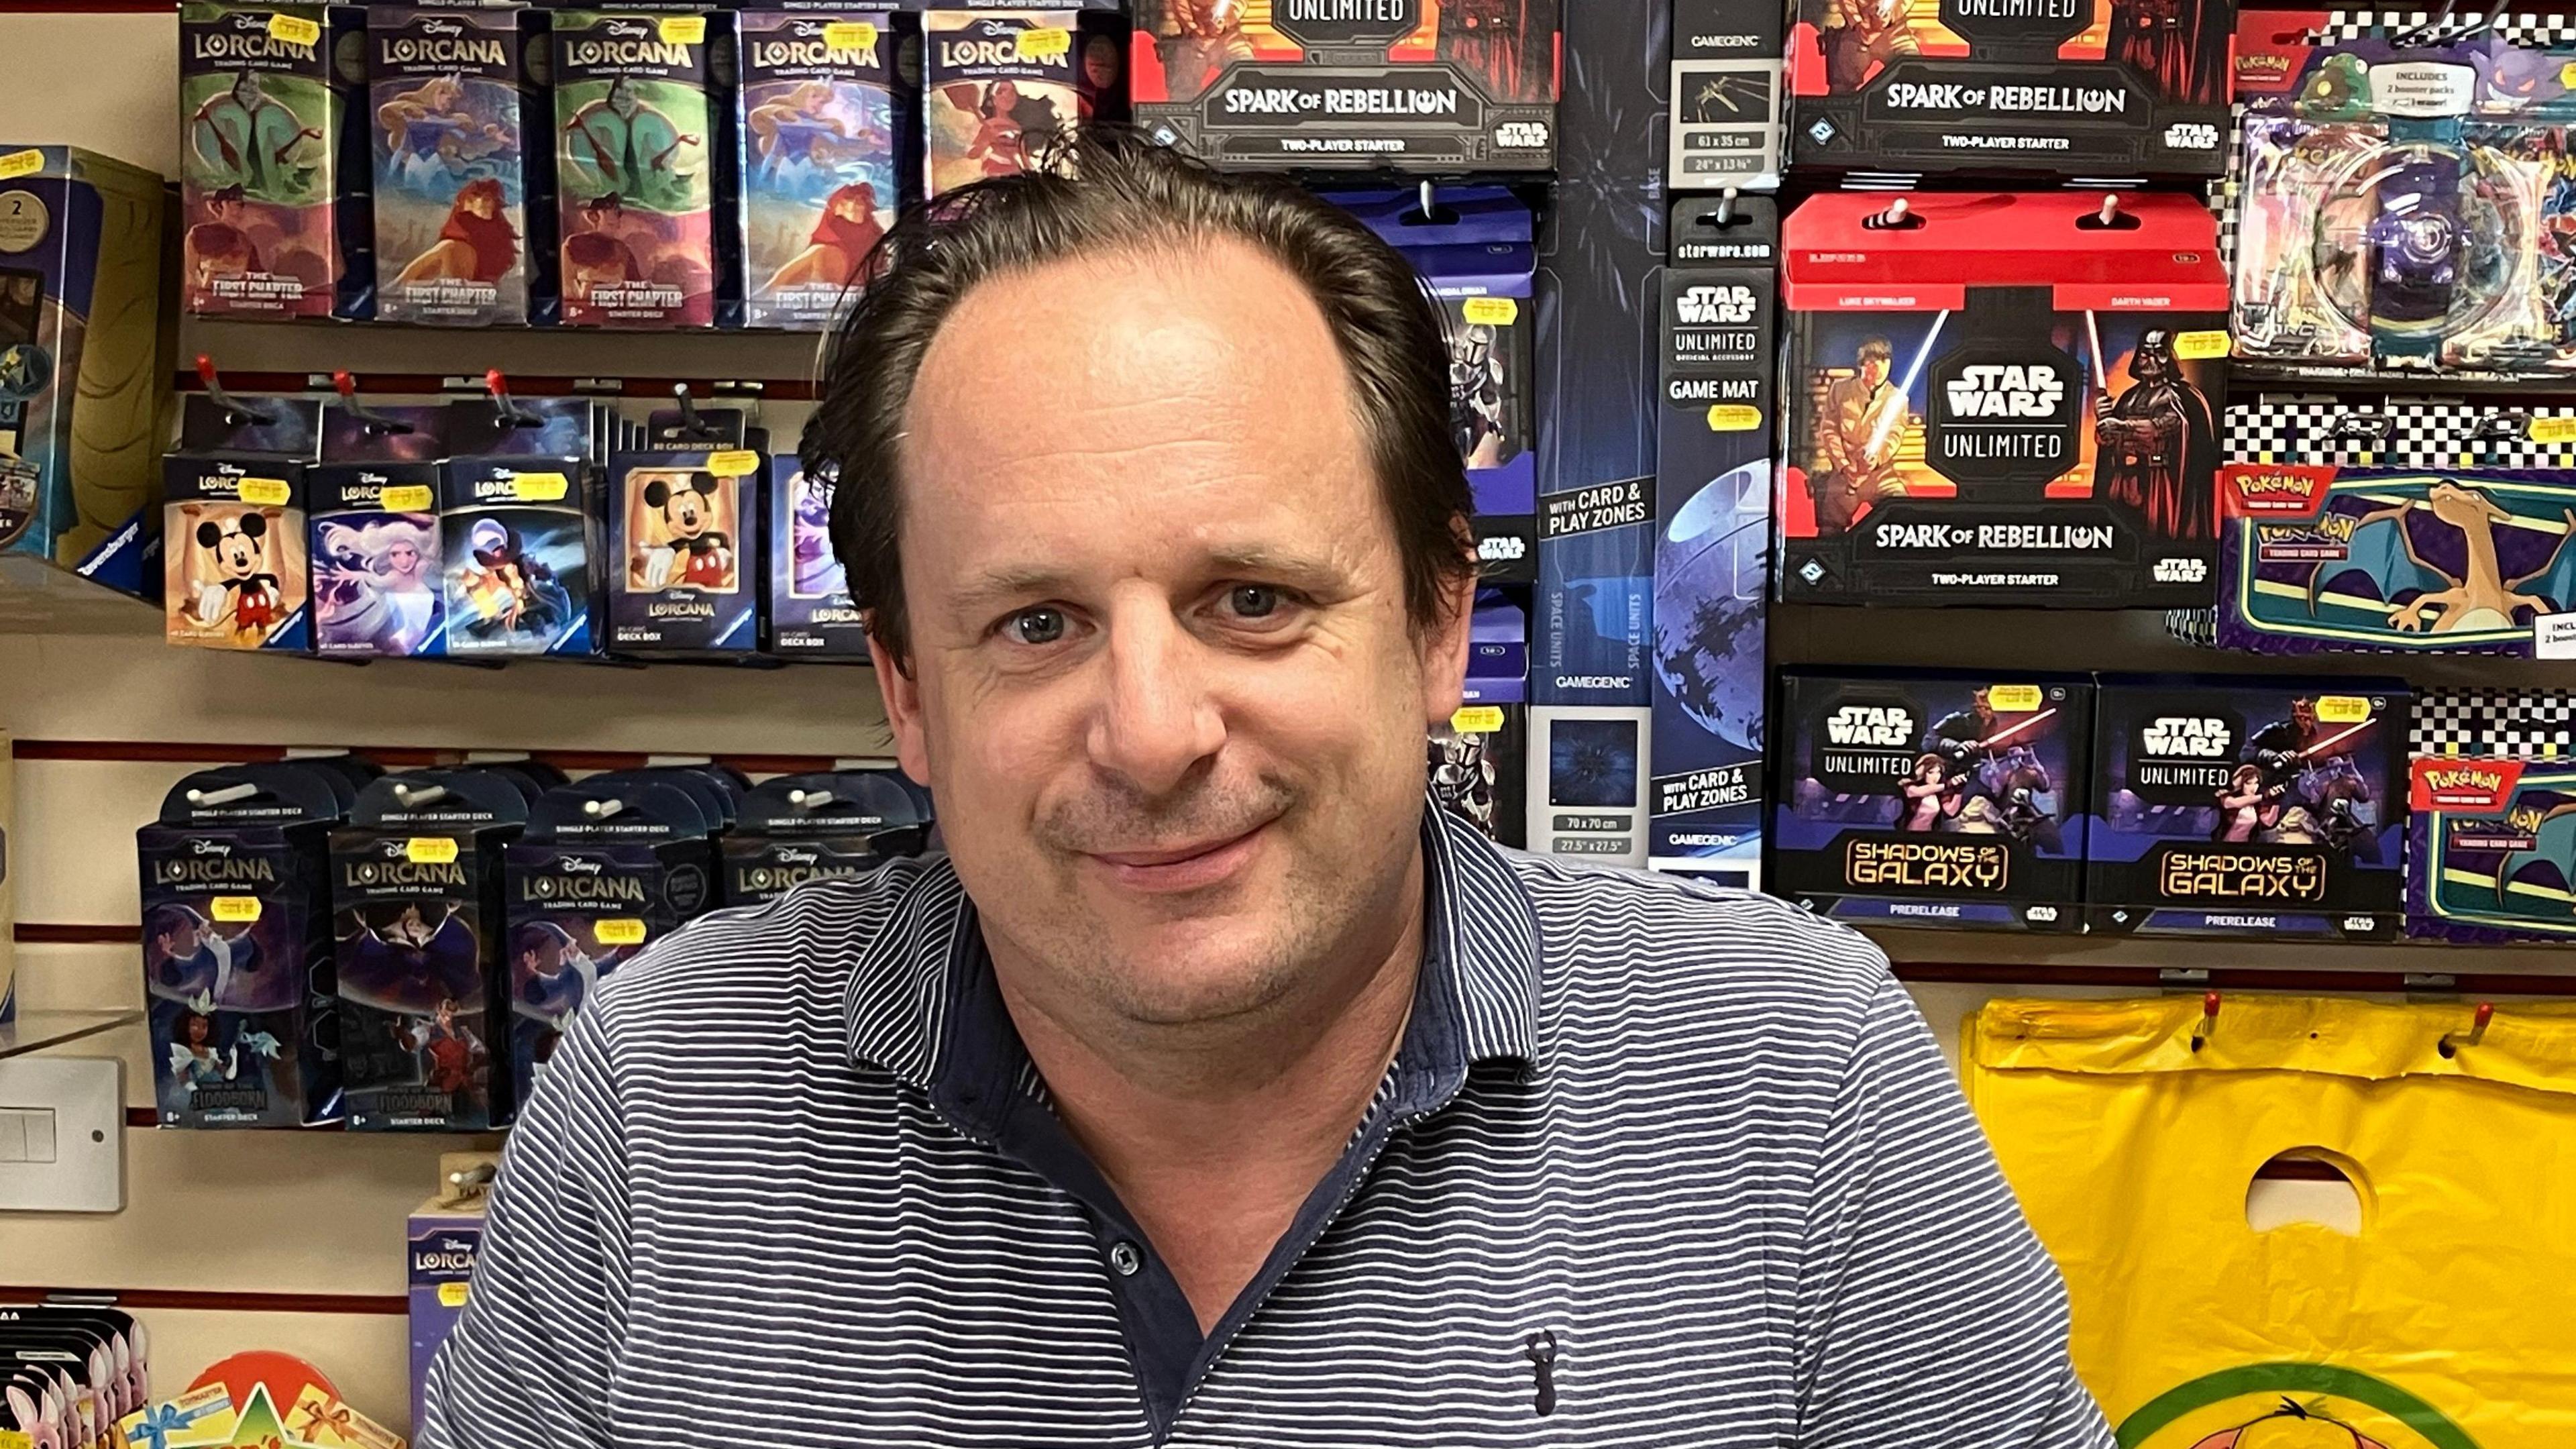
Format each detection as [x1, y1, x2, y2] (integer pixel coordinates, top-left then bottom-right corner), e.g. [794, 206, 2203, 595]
[0, 1058, 119, 1212]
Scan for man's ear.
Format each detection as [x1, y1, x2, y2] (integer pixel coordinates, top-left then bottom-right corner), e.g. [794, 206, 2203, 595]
[1418, 529, 1478, 729]
[867, 622, 934, 787]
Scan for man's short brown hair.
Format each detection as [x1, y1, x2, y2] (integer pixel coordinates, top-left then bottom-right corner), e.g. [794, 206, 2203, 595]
[806, 131, 1479, 667]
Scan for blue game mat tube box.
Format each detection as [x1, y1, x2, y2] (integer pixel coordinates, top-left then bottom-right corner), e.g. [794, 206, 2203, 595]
[1649, 193, 1776, 890]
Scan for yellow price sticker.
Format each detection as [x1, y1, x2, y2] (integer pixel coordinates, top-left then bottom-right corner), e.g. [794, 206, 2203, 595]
[1450, 705, 1506, 734]
[2316, 695, 2373, 724]
[379, 484, 434, 512]
[704, 449, 760, 478]
[0, 150, 42, 182]
[438, 1283, 470, 1308]
[1987, 684, 2045, 712]
[2563, 60, 2576, 88]
[406, 837, 459, 865]
[211, 896, 263, 924]
[513, 471, 570, 502]
[1016, 25, 1072, 60]
[2171, 329, 2231, 360]
[594, 918, 649, 947]
[2531, 416, 2576, 444]
[268, 11, 322, 46]
[1461, 297, 1518, 326]
[1705, 404, 1762, 433]
[237, 477, 292, 506]
[657, 15, 706, 44]
[823, 20, 878, 52]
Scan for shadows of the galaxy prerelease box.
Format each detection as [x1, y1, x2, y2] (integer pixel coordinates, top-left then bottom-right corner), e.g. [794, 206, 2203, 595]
[1783, 0, 2231, 180]
[1132, 0, 1558, 172]
[1772, 668, 2092, 930]
[1778, 191, 2226, 607]
[2090, 675, 2409, 941]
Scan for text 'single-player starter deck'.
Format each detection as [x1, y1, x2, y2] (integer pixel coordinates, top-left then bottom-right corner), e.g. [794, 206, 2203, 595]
[1772, 668, 2092, 930]
[1784, 0, 2231, 179]
[1778, 191, 2227, 607]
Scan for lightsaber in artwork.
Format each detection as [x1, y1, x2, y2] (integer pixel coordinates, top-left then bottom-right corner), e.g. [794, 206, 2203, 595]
[2294, 716, 2376, 759]
[1976, 706, 2059, 751]
[2084, 308, 2108, 396]
[1864, 308, 1951, 457]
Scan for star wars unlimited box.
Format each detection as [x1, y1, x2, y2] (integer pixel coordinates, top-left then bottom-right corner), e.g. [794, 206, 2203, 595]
[1772, 667, 2092, 931]
[2089, 674, 2410, 941]
[1778, 191, 2226, 608]
[1649, 193, 1776, 888]
[1130, 0, 1559, 172]
[1783, 0, 2231, 179]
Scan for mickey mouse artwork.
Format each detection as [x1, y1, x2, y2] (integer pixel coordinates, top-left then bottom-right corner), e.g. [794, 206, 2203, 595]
[171, 502, 305, 649]
[626, 470, 737, 594]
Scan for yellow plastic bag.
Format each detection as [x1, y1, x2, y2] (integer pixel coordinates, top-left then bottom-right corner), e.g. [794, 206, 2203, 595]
[1964, 995, 2576, 1449]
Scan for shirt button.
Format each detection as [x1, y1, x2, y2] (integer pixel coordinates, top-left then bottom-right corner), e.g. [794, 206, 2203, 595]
[1108, 1241, 1142, 1277]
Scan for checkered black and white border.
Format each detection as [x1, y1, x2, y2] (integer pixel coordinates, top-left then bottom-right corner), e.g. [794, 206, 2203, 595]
[2220, 395, 2576, 468]
[2412, 689, 2576, 757]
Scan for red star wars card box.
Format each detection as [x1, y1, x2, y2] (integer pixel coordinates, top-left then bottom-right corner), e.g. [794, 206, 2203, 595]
[1778, 191, 2226, 608]
[1131, 0, 1558, 172]
[1784, 0, 2231, 179]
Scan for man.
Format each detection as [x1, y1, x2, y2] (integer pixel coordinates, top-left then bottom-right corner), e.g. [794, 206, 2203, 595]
[424, 136, 2111, 1447]
[1811, 334, 1909, 535]
[2094, 327, 2217, 541]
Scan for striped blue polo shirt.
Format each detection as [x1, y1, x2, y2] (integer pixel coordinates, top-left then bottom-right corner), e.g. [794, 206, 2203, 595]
[421, 807, 2114, 1448]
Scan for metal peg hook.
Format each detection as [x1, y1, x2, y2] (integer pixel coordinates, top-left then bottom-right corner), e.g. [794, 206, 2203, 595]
[196, 354, 274, 428]
[672, 382, 709, 438]
[486, 368, 537, 429]
[787, 788, 837, 810]
[1418, 178, 1436, 221]
[333, 370, 414, 436]
[390, 782, 449, 808]
[2440, 1001, 2495, 1058]
[581, 797, 627, 820]
[2190, 991, 2220, 1052]
[1714, 186, 1737, 227]
[186, 782, 260, 808]
[2098, 194, 2120, 227]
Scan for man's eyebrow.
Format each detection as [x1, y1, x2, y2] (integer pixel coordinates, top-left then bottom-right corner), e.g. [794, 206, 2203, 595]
[947, 565, 1078, 613]
[1201, 545, 1346, 584]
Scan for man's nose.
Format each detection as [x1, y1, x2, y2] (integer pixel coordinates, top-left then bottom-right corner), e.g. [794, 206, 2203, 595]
[1088, 606, 1226, 798]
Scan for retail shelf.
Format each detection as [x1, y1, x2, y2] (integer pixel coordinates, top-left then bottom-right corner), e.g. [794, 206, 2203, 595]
[0, 1008, 142, 1061]
[0, 555, 160, 637]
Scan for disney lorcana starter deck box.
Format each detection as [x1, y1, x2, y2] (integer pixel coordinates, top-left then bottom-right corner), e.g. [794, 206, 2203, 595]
[138, 761, 367, 1128]
[1783, 0, 2231, 178]
[924, 9, 1125, 198]
[723, 770, 931, 903]
[2409, 757, 2576, 943]
[502, 771, 718, 1116]
[767, 457, 867, 657]
[2090, 675, 2410, 940]
[311, 402, 445, 658]
[370, 5, 552, 327]
[1132, 0, 1556, 171]
[608, 445, 761, 655]
[1772, 668, 2092, 930]
[164, 394, 323, 653]
[180, 1, 372, 318]
[553, 10, 733, 328]
[2217, 399, 2576, 658]
[0, 146, 167, 600]
[739, 9, 917, 331]
[1778, 191, 2226, 606]
[440, 396, 600, 659]
[332, 769, 539, 1132]
[1650, 194, 1777, 889]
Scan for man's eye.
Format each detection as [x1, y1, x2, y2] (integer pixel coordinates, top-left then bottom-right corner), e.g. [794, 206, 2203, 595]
[1228, 585, 1281, 619]
[1004, 606, 1066, 645]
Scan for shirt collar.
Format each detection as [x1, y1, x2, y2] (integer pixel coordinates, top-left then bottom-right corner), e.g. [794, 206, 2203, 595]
[842, 804, 1544, 1118]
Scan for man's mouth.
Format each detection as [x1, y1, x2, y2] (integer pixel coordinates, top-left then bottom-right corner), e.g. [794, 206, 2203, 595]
[1083, 820, 1273, 894]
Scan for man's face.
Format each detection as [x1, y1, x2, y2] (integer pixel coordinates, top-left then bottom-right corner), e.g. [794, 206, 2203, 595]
[1859, 352, 1890, 388]
[880, 238, 1472, 1027]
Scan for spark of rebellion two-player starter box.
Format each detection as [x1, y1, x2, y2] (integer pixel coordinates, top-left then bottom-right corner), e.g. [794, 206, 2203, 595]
[1778, 191, 2228, 608]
